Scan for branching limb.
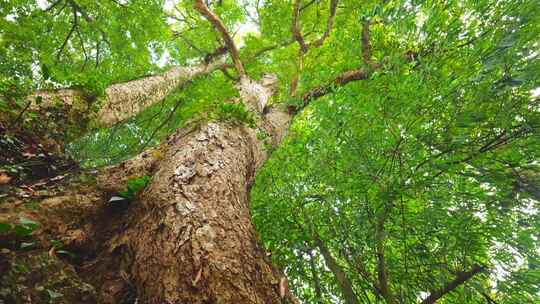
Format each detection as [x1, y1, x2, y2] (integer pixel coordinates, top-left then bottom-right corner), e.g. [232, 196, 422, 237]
[312, 231, 360, 304]
[194, 0, 246, 78]
[56, 5, 78, 61]
[288, 68, 368, 113]
[67, 0, 110, 45]
[375, 212, 396, 304]
[292, 0, 339, 53]
[310, 0, 338, 49]
[75, 27, 88, 70]
[421, 264, 485, 304]
[291, 0, 309, 53]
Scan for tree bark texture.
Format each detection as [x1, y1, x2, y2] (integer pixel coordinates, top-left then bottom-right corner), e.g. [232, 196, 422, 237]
[100, 77, 296, 303]
[28, 59, 225, 129]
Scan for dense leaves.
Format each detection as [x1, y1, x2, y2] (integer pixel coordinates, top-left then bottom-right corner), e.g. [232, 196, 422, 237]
[1, 0, 539, 303]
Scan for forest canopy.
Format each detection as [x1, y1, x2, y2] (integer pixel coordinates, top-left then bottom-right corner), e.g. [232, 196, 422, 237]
[1, 0, 539, 303]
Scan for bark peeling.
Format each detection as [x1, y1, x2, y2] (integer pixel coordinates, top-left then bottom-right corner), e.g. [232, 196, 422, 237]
[124, 121, 293, 303]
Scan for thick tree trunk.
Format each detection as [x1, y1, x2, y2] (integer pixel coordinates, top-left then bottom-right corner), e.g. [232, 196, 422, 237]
[121, 121, 283, 303]
[5, 61, 365, 302]
[94, 75, 296, 302]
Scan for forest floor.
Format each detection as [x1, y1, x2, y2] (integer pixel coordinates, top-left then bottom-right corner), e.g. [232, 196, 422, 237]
[0, 119, 123, 303]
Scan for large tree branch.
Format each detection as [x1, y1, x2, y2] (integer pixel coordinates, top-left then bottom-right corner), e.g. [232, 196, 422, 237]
[421, 264, 485, 304]
[28, 36, 291, 132]
[292, 0, 339, 53]
[194, 0, 246, 78]
[312, 232, 360, 304]
[29, 58, 226, 128]
[288, 68, 368, 113]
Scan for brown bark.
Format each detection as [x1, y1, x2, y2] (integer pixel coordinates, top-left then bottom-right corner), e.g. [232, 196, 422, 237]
[313, 233, 360, 304]
[5, 61, 369, 302]
[123, 122, 287, 303]
[421, 265, 484, 304]
[92, 62, 368, 301]
[194, 0, 246, 78]
[292, 0, 339, 53]
[6, 29, 373, 300]
[92, 73, 296, 303]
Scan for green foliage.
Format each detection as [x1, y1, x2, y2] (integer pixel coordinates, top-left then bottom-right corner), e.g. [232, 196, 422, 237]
[0, 216, 40, 237]
[68, 74, 237, 167]
[119, 175, 151, 199]
[0, 0, 170, 95]
[2, 0, 540, 303]
[213, 101, 256, 127]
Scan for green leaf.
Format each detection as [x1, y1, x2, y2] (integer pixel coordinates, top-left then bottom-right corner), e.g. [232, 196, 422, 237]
[46, 289, 63, 300]
[0, 222, 11, 234]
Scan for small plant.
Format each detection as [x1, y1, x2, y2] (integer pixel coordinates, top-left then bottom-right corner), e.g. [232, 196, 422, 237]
[108, 176, 151, 207]
[0, 216, 40, 236]
[119, 175, 151, 199]
[214, 102, 256, 127]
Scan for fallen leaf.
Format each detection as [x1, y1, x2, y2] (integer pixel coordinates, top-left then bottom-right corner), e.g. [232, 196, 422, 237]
[0, 173, 12, 185]
[192, 267, 203, 286]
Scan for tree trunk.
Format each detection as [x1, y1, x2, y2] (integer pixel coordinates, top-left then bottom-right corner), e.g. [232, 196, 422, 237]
[119, 121, 279, 302]
[94, 75, 296, 302]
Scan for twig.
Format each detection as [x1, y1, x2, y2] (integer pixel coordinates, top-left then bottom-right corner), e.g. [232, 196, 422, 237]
[9, 100, 32, 129]
[44, 0, 63, 12]
[56, 5, 78, 61]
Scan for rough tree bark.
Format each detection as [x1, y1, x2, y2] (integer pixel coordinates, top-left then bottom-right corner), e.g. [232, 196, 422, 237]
[98, 75, 296, 303]
[27, 58, 226, 130]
